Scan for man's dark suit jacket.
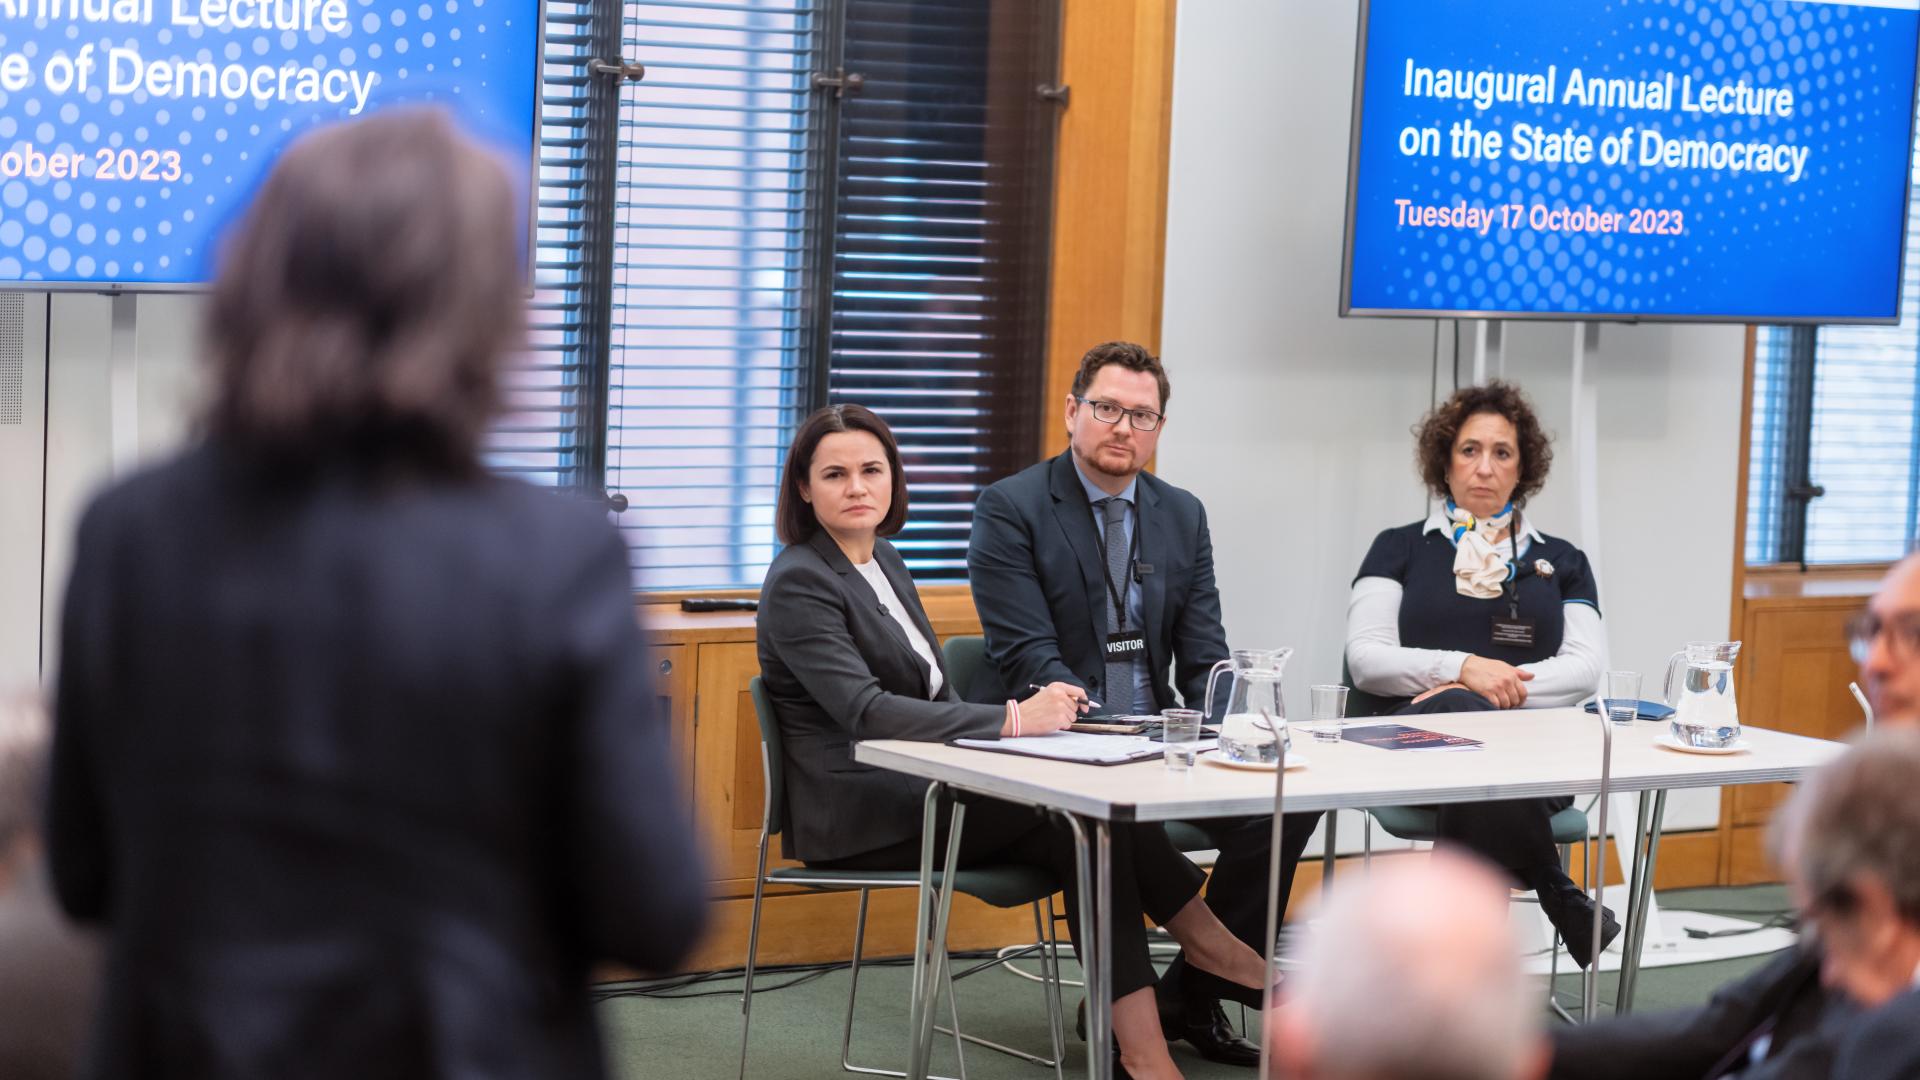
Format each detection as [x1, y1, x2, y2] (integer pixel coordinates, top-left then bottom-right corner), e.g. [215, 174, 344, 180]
[757, 531, 1003, 864]
[45, 443, 708, 1080]
[1833, 986, 1920, 1080]
[1550, 946, 1851, 1080]
[966, 452, 1229, 714]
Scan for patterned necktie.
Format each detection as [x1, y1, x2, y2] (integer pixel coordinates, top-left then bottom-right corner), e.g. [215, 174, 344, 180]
[1096, 496, 1135, 715]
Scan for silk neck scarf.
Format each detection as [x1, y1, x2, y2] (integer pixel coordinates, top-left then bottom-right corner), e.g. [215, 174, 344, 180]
[1446, 500, 1516, 599]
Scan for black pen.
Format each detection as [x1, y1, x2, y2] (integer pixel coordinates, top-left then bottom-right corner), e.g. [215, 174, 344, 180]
[1029, 683, 1101, 710]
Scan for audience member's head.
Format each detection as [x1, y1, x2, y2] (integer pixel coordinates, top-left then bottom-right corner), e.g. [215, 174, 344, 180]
[0, 694, 50, 893]
[204, 107, 525, 478]
[1854, 553, 1920, 726]
[1270, 851, 1547, 1080]
[1774, 727, 1920, 1007]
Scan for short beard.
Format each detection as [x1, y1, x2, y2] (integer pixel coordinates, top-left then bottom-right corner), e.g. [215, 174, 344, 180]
[1076, 443, 1141, 481]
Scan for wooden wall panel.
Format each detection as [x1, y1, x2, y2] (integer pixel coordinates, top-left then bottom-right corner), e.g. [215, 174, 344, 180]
[1042, 0, 1178, 458]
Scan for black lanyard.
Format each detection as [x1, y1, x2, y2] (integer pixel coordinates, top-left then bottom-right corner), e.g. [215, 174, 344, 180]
[1504, 510, 1523, 618]
[1093, 501, 1141, 631]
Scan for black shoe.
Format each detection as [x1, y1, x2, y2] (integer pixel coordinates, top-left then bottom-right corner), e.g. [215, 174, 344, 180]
[1180, 964, 1268, 1012]
[1163, 997, 1262, 1068]
[1541, 886, 1621, 969]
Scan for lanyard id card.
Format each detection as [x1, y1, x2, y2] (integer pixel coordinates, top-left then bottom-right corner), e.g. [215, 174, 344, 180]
[1104, 629, 1147, 660]
[1490, 616, 1537, 649]
[1490, 520, 1536, 649]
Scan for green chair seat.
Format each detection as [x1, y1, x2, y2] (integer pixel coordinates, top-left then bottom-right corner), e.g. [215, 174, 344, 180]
[1367, 804, 1589, 845]
[766, 863, 1059, 910]
[1164, 820, 1214, 853]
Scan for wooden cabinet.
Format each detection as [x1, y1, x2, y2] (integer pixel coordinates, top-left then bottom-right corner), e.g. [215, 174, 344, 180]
[1723, 573, 1873, 883]
[647, 643, 693, 816]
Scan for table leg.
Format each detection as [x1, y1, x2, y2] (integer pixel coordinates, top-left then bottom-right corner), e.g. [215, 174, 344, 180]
[1094, 820, 1113, 1080]
[1059, 813, 1104, 1080]
[1614, 790, 1653, 1014]
[906, 783, 942, 1076]
[1582, 714, 1615, 1022]
[910, 799, 968, 1080]
[1321, 811, 1337, 899]
[1616, 789, 1668, 1015]
[1257, 738, 1287, 1079]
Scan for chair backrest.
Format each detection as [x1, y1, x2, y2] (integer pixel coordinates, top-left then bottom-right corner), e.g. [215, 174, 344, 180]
[748, 675, 788, 838]
[942, 635, 992, 702]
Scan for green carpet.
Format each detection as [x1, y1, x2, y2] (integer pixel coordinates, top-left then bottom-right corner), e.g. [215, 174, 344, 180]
[598, 884, 1794, 1080]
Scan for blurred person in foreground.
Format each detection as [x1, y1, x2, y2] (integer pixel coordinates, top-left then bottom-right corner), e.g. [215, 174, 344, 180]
[45, 108, 706, 1080]
[1774, 728, 1920, 1080]
[1268, 851, 1547, 1080]
[1549, 557, 1920, 1080]
[0, 694, 99, 1080]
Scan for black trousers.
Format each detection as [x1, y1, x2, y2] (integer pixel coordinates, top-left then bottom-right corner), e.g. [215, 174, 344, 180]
[1395, 689, 1573, 881]
[810, 790, 1207, 999]
[1157, 810, 1320, 1007]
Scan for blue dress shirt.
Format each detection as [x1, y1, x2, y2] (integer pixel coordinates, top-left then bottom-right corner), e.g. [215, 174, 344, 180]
[1072, 460, 1154, 713]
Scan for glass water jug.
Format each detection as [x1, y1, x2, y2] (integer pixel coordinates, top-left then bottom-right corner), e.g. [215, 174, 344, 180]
[1203, 648, 1294, 765]
[1663, 640, 1742, 749]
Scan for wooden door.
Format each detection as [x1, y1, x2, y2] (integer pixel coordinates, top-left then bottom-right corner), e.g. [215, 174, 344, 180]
[1727, 596, 1865, 881]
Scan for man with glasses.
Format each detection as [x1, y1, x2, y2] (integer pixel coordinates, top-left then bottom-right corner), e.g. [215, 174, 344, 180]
[967, 341, 1317, 1067]
[1850, 552, 1920, 725]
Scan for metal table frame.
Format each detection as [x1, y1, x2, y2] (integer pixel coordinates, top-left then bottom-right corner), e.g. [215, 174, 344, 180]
[860, 714, 1839, 1080]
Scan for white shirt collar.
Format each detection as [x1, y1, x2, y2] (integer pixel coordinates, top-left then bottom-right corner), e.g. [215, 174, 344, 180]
[1422, 504, 1544, 544]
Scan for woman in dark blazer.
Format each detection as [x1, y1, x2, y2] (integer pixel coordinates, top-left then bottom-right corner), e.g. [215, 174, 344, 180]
[1344, 381, 1618, 967]
[756, 404, 1267, 1080]
[45, 111, 708, 1080]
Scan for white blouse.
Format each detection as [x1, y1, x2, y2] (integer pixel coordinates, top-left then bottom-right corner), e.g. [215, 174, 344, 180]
[853, 559, 944, 700]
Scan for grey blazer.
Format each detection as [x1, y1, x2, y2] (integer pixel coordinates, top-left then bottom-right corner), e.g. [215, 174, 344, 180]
[756, 530, 1003, 863]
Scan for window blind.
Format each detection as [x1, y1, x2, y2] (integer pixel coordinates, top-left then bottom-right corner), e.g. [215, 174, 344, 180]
[1749, 139, 1920, 565]
[602, 1, 819, 591]
[825, 0, 1057, 581]
[485, 0, 611, 488]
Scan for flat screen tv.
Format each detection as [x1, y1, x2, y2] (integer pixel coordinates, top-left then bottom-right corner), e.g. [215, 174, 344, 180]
[0, 0, 541, 288]
[1340, 0, 1920, 323]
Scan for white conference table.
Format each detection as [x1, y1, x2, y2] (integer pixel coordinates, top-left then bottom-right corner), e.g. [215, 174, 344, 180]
[854, 708, 1845, 1080]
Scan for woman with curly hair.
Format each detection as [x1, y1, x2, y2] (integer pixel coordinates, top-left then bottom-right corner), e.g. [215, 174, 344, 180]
[1342, 380, 1618, 966]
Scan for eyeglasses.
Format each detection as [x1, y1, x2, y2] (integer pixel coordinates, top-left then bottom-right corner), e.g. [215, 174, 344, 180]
[1846, 610, 1920, 665]
[1075, 396, 1164, 432]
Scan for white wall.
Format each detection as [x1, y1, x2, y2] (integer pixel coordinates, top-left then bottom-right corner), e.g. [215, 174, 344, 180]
[0, 296, 48, 690]
[1156, 1, 1746, 835]
[0, 293, 203, 692]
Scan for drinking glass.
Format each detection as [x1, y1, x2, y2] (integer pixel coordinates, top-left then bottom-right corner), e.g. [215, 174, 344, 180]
[1603, 670, 1642, 725]
[1162, 708, 1202, 770]
[1308, 684, 1349, 743]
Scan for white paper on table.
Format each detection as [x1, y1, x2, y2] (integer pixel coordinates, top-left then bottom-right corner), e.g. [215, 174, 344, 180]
[955, 731, 1165, 764]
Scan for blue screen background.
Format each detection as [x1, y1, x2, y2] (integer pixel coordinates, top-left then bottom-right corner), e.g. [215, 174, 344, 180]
[0, 0, 540, 285]
[1346, 0, 1920, 320]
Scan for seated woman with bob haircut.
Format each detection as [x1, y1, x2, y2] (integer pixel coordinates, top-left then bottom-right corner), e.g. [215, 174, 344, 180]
[1344, 380, 1618, 967]
[755, 403, 1269, 1080]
